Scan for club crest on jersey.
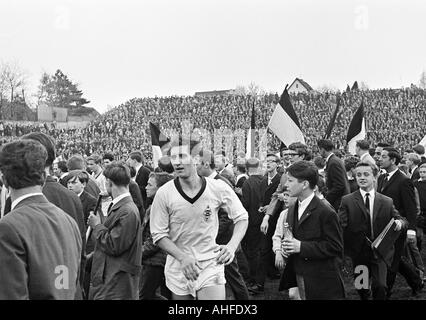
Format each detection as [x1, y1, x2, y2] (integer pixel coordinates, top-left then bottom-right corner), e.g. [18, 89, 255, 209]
[203, 205, 212, 222]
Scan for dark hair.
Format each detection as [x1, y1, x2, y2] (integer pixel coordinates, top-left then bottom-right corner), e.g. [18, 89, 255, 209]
[199, 149, 215, 170]
[158, 156, 174, 173]
[313, 156, 325, 169]
[413, 144, 425, 155]
[148, 172, 174, 188]
[316, 176, 327, 195]
[383, 147, 402, 165]
[266, 153, 279, 162]
[0, 139, 47, 189]
[67, 170, 90, 185]
[356, 140, 370, 150]
[377, 142, 391, 148]
[57, 160, 68, 173]
[236, 164, 246, 174]
[129, 151, 144, 163]
[103, 162, 131, 187]
[129, 166, 136, 178]
[87, 154, 102, 165]
[286, 160, 318, 189]
[344, 156, 360, 171]
[317, 139, 334, 152]
[103, 153, 114, 162]
[21, 132, 55, 167]
[355, 161, 379, 177]
[67, 154, 85, 170]
[289, 142, 312, 161]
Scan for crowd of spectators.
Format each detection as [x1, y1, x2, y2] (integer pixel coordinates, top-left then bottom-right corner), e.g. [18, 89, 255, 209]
[1, 87, 426, 166]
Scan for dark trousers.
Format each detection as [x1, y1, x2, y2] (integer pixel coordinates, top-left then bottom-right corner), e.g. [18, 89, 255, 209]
[354, 260, 387, 300]
[236, 247, 250, 281]
[241, 226, 263, 285]
[224, 254, 249, 300]
[139, 265, 170, 300]
[259, 213, 280, 285]
[387, 236, 423, 294]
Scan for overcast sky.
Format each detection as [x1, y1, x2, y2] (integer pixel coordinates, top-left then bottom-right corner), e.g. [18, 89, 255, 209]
[1, 0, 425, 113]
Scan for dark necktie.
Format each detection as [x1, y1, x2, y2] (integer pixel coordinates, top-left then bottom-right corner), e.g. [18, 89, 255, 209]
[107, 202, 114, 213]
[365, 193, 370, 212]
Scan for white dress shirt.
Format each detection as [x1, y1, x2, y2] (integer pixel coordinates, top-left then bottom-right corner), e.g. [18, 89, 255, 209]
[297, 192, 315, 220]
[11, 193, 44, 211]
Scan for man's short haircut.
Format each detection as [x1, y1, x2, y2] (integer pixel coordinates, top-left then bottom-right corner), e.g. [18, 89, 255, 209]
[286, 160, 319, 190]
[21, 132, 56, 167]
[158, 156, 174, 173]
[355, 161, 379, 177]
[313, 156, 325, 169]
[413, 144, 425, 155]
[356, 140, 370, 150]
[129, 151, 144, 164]
[236, 164, 246, 174]
[344, 156, 360, 172]
[87, 154, 102, 165]
[58, 160, 68, 173]
[67, 170, 90, 185]
[317, 139, 334, 152]
[289, 142, 312, 161]
[266, 153, 280, 162]
[148, 172, 174, 189]
[103, 153, 114, 162]
[169, 135, 202, 158]
[199, 149, 215, 170]
[103, 162, 131, 187]
[383, 147, 402, 165]
[419, 163, 426, 170]
[67, 154, 85, 170]
[407, 153, 421, 166]
[0, 139, 47, 189]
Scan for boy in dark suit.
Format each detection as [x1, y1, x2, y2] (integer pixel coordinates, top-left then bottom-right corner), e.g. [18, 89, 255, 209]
[280, 160, 345, 300]
[339, 162, 406, 300]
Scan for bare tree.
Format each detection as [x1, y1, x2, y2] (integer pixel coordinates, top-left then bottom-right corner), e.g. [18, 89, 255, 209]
[359, 81, 369, 90]
[0, 61, 27, 102]
[419, 70, 426, 89]
[234, 82, 266, 97]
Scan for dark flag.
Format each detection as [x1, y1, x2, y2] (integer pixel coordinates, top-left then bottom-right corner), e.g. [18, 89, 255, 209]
[246, 102, 256, 158]
[346, 101, 366, 154]
[149, 122, 170, 168]
[268, 85, 305, 146]
[323, 95, 341, 139]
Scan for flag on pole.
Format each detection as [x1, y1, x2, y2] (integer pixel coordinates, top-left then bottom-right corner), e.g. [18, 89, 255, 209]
[323, 96, 341, 139]
[346, 101, 366, 155]
[268, 85, 305, 146]
[149, 122, 170, 168]
[419, 134, 426, 148]
[246, 103, 256, 158]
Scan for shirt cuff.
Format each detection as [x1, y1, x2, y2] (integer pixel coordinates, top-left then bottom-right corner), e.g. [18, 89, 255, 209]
[407, 230, 416, 236]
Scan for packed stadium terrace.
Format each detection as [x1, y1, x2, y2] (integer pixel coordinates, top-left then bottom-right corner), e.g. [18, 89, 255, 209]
[1, 87, 426, 163]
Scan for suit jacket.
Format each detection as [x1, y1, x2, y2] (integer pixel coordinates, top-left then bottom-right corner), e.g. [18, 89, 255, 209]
[338, 190, 406, 266]
[135, 166, 151, 207]
[89, 196, 142, 300]
[129, 179, 145, 223]
[325, 154, 350, 211]
[411, 167, 420, 182]
[214, 173, 235, 244]
[279, 195, 345, 300]
[80, 190, 98, 222]
[0, 195, 82, 299]
[377, 170, 417, 231]
[261, 173, 282, 207]
[241, 174, 265, 228]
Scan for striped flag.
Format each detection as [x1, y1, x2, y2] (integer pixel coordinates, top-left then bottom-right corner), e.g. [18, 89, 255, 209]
[149, 122, 170, 168]
[323, 96, 341, 139]
[268, 85, 305, 146]
[346, 101, 366, 155]
[246, 103, 256, 158]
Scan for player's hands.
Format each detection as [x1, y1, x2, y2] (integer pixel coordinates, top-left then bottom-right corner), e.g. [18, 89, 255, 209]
[275, 252, 285, 270]
[282, 238, 301, 254]
[260, 216, 269, 235]
[180, 256, 201, 281]
[87, 211, 101, 228]
[214, 245, 236, 265]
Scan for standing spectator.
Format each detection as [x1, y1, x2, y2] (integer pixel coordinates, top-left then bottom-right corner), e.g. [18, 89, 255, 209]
[344, 156, 360, 193]
[406, 153, 421, 181]
[87, 163, 142, 300]
[102, 153, 114, 167]
[377, 147, 424, 297]
[317, 139, 350, 211]
[356, 140, 376, 166]
[0, 139, 82, 299]
[127, 151, 151, 208]
[413, 144, 426, 165]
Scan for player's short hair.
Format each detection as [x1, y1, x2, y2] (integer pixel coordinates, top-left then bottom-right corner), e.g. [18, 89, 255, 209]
[0, 139, 47, 189]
